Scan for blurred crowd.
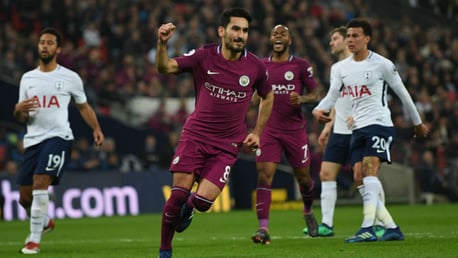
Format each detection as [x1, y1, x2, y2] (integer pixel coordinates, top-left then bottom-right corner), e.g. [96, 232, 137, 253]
[1, 0, 458, 201]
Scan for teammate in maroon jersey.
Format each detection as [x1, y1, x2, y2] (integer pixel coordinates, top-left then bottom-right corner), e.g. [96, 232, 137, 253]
[251, 24, 319, 245]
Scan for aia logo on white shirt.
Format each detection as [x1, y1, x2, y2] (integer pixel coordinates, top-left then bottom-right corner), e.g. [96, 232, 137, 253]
[32, 95, 60, 108]
[340, 85, 371, 98]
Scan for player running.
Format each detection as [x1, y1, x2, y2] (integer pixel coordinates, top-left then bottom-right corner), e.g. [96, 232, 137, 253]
[156, 8, 273, 258]
[14, 27, 104, 254]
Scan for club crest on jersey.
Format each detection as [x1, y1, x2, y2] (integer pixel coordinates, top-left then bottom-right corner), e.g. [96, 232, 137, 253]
[364, 71, 371, 80]
[55, 81, 64, 90]
[284, 71, 294, 81]
[239, 75, 250, 87]
[256, 149, 261, 156]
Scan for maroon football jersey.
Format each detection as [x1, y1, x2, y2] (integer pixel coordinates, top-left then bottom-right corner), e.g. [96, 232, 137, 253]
[175, 44, 271, 154]
[262, 55, 317, 132]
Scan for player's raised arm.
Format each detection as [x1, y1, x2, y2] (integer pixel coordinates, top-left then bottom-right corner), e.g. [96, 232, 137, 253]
[156, 23, 179, 74]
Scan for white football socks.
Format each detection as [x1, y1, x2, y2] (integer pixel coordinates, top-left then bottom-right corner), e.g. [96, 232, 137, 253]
[360, 176, 378, 228]
[29, 190, 49, 243]
[359, 176, 397, 229]
[320, 181, 337, 227]
[375, 178, 397, 229]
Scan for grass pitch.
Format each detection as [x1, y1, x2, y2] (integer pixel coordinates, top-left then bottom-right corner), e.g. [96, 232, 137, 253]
[1, 204, 457, 257]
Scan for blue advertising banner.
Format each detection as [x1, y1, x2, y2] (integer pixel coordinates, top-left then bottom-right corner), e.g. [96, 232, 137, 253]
[1, 170, 172, 221]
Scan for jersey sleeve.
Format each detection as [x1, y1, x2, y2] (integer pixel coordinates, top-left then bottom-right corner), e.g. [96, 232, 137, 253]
[301, 60, 318, 92]
[254, 63, 271, 98]
[175, 48, 203, 72]
[382, 60, 422, 125]
[71, 73, 87, 104]
[18, 75, 27, 102]
[314, 63, 342, 111]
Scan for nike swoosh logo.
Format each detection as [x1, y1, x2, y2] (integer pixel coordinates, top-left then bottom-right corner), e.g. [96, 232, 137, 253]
[207, 70, 219, 75]
[302, 157, 309, 164]
[45, 167, 55, 171]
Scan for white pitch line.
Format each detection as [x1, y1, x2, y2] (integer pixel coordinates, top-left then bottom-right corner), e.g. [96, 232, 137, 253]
[1, 232, 455, 247]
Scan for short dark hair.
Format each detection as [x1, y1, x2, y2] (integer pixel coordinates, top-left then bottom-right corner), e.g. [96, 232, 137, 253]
[219, 7, 252, 28]
[39, 27, 63, 47]
[346, 19, 372, 37]
[330, 26, 347, 38]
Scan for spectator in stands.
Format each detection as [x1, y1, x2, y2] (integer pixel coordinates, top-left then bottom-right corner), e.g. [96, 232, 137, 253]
[158, 131, 179, 170]
[142, 134, 160, 170]
[0, 51, 22, 84]
[6, 133, 25, 164]
[0, 0, 457, 205]
[66, 145, 84, 172]
[415, 150, 458, 202]
[98, 137, 120, 172]
[171, 97, 190, 129]
[75, 137, 102, 172]
[2, 160, 19, 177]
[0, 127, 8, 171]
[148, 99, 173, 132]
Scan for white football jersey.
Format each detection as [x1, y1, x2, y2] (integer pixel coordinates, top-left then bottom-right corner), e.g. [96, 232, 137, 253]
[330, 61, 352, 135]
[18, 65, 87, 148]
[316, 51, 421, 130]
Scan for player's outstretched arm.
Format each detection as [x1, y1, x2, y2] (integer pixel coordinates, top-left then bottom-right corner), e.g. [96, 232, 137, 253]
[76, 102, 104, 146]
[414, 123, 429, 139]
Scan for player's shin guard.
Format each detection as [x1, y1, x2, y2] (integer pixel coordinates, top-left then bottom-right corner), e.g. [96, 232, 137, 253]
[320, 181, 337, 227]
[29, 190, 49, 243]
[361, 177, 378, 228]
[300, 180, 315, 214]
[161, 187, 189, 250]
[255, 184, 272, 229]
[375, 179, 397, 229]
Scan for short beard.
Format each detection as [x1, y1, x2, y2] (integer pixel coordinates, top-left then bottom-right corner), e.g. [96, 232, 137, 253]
[39, 53, 55, 64]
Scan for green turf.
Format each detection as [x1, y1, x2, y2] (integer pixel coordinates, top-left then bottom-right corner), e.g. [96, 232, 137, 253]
[1, 204, 457, 257]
